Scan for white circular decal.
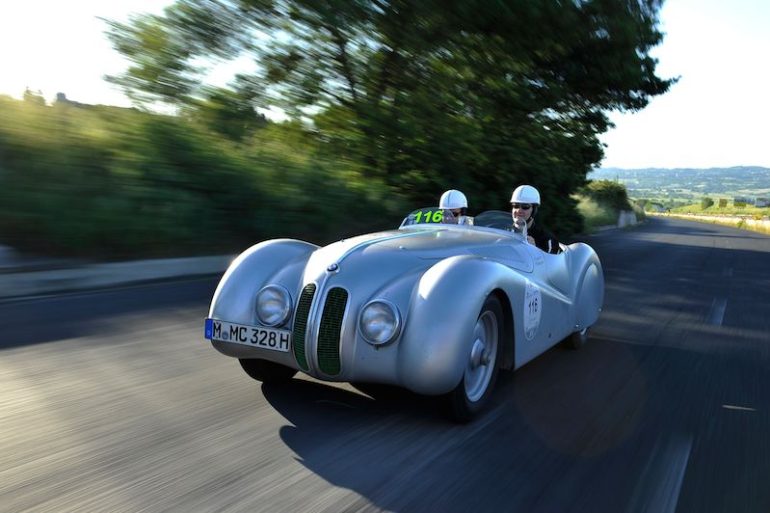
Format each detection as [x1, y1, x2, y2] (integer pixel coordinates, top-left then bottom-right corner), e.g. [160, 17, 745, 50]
[524, 281, 542, 341]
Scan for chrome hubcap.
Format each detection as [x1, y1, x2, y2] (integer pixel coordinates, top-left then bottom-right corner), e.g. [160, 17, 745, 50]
[470, 339, 485, 368]
[464, 310, 498, 403]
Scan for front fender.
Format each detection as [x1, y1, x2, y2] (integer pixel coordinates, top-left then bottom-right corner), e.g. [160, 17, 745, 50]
[397, 255, 523, 395]
[209, 239, 318, 323]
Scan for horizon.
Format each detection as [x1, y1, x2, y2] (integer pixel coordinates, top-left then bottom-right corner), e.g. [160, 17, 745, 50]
[596, 165, 770, 171]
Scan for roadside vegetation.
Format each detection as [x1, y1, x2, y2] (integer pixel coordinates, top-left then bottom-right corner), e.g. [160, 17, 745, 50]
[631, 196, 770, 236]
[668, 202, 770, 217]
[0, 96, 644, 258]
[652, 211, 770, 236]
[0, 96, 399, 259]
[1, 1, 672, 259]
[575, 180, 643, 232]
[575, 196, 621, 232]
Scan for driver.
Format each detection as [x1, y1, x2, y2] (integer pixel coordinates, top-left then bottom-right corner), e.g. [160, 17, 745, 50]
[439, 189, 468, 220]
[510, 185, 561, 254]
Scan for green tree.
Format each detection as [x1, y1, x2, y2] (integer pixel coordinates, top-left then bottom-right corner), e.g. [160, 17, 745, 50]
[106, 0, 674, 235]
[187, 86, 268, 141]
[23, 88, 46, 106]
[701, 197, 714, 209]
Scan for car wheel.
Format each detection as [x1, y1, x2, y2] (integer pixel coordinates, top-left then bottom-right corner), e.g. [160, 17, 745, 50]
[239, 358, 297, 382]
[447, 295, 503, 422]
[564, 326, 589, 350]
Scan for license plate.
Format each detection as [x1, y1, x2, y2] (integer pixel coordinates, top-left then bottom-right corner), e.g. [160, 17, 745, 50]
[204, 318, 291, 352]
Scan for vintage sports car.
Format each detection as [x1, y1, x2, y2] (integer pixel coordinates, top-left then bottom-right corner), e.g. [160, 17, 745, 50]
[204, 207, 604, 421]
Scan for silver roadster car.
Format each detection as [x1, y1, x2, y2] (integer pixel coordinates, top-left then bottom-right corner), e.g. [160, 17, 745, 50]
[204, 207, 604, 421]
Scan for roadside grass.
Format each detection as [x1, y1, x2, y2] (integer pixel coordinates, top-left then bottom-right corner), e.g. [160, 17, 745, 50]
[669, 203, 770, 217]
[662, 202, 770, 236]
[575, 195, 618, 232]
[652, 212, 770, 236]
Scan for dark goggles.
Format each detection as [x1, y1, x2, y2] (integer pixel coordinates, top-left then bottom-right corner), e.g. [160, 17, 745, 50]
[511, 203, 533, 210]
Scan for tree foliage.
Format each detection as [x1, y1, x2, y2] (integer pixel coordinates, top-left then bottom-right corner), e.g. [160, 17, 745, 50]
[106, 0, 674, 236]
[582, 179, 632, 211]
[187, 86, 269, 141]
[0, 96, 399, 258]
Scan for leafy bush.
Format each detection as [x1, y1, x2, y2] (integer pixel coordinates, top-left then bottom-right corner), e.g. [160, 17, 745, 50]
[575, 194, 617, 231]
[581, 180, 633, 211]
[0, 97, 401, 258]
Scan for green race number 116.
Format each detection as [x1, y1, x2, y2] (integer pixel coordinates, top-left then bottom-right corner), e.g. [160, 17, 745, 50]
[414, 210, 445, 223]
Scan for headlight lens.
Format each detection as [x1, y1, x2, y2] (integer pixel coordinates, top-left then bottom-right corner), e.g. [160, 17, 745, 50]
[359, 300, 401, 345]
[255, 285, 292, 327]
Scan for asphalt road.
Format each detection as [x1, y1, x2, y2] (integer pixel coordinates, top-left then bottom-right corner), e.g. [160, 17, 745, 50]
[2, 217, 769, 513]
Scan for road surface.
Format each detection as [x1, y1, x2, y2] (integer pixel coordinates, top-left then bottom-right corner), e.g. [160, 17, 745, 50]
[2, 217, 769, 512]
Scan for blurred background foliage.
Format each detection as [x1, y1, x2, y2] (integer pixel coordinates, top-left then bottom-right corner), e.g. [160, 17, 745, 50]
[0, 96, 398, 258]
[580, 179, 634, 212]
[1, 0, 672, 259]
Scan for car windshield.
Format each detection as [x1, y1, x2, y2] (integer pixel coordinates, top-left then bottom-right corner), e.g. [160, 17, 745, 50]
[473, 211, 513, 231]
[400, 207, 468, 228]
[399, 208, 515, 232]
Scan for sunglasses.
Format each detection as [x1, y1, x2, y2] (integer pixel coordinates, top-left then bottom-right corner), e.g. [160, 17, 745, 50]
[450, 210, 463, 217]
[511, 203, 532, 210]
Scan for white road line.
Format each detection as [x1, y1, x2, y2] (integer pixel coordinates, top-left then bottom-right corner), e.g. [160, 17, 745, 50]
[653, 437, 693, 513]
[722, 404, 757, 412]
[706, 297, 727, 326]
[627, 436, 693, 513]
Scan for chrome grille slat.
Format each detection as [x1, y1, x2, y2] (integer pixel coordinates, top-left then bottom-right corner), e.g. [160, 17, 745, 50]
[317, 287, 347, 376]
[292, 284, 316, 371]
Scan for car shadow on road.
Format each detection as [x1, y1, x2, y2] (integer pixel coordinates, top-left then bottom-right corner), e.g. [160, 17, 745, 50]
[262, 378, 447, 428]
[257, 338, 661, 512]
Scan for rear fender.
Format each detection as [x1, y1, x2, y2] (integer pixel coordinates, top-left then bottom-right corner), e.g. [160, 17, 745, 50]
[574, 261, 604, 330]
[566, 243, 604, 330]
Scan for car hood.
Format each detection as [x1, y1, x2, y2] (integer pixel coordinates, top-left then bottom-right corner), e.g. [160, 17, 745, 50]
[302, 226, 529, 287]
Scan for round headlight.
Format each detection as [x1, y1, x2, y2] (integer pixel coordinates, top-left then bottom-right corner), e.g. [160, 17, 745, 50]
[359, 300, 401, 346]
[255, 285, 292, 327]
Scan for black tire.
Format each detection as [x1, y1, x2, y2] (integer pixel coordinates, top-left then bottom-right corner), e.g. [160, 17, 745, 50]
[447, 295, 504, 422]
[564, 327, 589, 350]
[238, 358, 297, 382]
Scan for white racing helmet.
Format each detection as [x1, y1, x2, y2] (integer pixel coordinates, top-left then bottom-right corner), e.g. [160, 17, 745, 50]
[510, 185, 541, 205]
[439, 189, 468, 209]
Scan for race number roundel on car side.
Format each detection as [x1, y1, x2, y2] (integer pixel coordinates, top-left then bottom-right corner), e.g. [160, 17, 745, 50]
[524, 281, 542, 340]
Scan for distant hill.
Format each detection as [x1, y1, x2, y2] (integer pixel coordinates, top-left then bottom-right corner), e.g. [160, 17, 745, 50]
[588, 166, 770, 201]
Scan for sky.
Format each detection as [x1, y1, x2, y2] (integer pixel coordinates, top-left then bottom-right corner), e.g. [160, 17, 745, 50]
[0, 1, 172, 108]
[600, 0, 770, 169]
[0, 0, 768, 169]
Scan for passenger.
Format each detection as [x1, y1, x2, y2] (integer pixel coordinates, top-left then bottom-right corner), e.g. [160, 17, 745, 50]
[510, 185, 561, 254]
[439, 189, 468, 220]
